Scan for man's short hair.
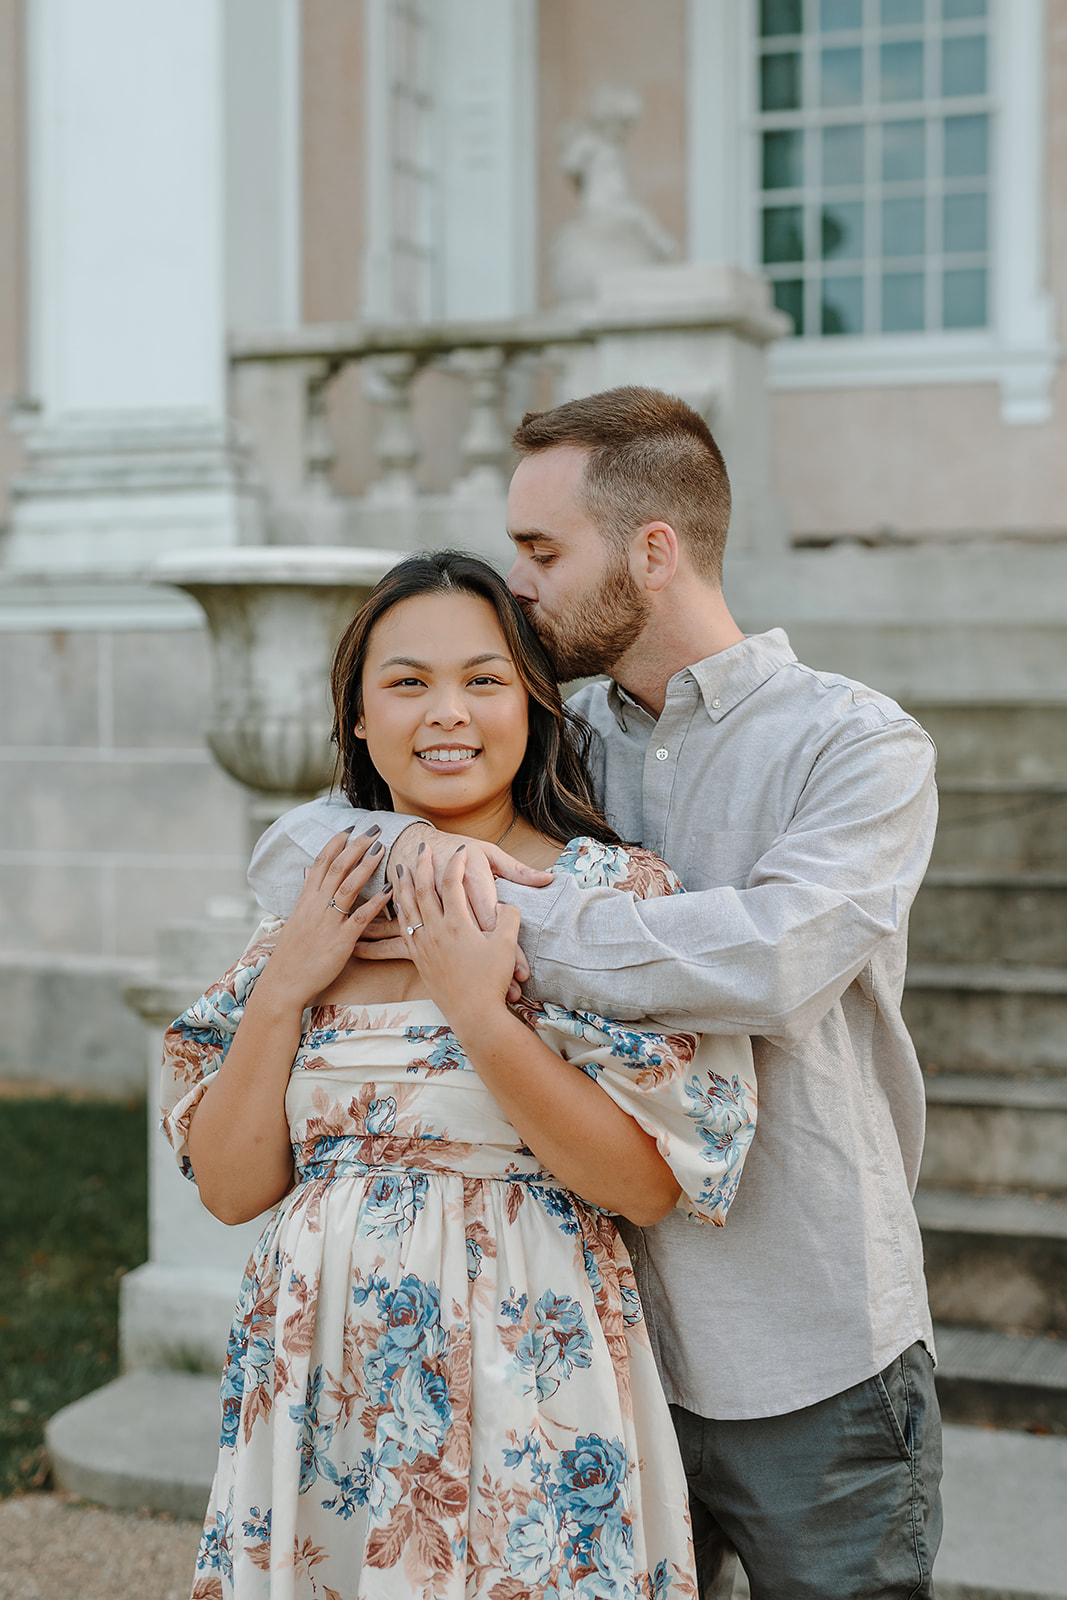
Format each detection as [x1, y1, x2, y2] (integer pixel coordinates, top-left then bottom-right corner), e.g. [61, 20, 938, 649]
[511, 386, 731, 583]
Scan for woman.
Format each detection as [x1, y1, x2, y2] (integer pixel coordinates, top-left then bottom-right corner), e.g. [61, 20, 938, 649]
[161, 551, 755, 1600]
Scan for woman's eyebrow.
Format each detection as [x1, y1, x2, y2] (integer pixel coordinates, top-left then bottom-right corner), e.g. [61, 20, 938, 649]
[376, 652, 512, 671]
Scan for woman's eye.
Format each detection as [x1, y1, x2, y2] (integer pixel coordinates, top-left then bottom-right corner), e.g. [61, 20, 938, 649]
[470, 675, 501, 687]
[390, 676, 424, 688]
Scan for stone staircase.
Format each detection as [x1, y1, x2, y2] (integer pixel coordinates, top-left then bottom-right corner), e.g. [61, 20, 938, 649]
[903, 704, 1067, 1434]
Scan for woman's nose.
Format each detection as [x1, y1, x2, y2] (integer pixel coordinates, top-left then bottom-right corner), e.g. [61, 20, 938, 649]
[426, 690, 470, 727]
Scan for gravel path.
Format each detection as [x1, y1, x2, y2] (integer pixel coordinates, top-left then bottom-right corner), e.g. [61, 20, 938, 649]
[0, 1493, 201, 1600]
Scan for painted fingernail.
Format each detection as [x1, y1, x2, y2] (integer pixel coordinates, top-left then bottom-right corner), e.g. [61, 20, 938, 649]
[454, 844, 466, 854]
[369, 839, 384, 856]
[362, 824, 382, 839]
[395, 864, 404, 878]
[417, 841, 425, 855]
[342, 825, 356, 834]
[382, 883, 393, 897]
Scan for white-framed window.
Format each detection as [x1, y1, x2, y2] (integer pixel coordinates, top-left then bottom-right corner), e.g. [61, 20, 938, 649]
[687, 0, 1058, 422]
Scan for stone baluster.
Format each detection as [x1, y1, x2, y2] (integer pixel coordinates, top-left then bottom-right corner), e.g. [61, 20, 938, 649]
[363, 353, 422, 503]
[304, 359, 342, 498]
[449, 346, 511, 500]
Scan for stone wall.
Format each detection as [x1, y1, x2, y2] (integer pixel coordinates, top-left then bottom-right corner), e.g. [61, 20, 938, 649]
[0, 613, 248, 1091]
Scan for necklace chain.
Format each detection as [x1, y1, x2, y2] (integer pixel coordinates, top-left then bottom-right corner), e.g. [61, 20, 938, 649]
[495, 813, 517, 847]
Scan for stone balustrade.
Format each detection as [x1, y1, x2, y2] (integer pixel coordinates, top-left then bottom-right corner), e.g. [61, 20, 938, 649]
[228, 262, 792, 562]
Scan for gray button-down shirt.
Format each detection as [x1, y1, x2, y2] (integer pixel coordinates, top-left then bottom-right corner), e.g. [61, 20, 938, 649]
[249, 629, 937, 1420]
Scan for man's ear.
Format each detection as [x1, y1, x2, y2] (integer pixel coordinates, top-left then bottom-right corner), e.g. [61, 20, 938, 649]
[634, 522, 678, 593]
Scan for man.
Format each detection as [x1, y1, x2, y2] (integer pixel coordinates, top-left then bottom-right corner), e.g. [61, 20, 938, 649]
[250, 386, 942, 1599]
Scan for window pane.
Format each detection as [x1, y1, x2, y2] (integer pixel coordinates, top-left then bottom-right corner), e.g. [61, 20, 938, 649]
[822, 201, 864, 258]
[942, 35, 986, 96]
[762, 52, 802, 111]
[822, 47, 863, 105]
[883, 196, 925, 255]
[943, 0, 985, 17]
[763, 130, 804, 189]
[821, 0, 862, 28]
[943, 266, 987, 326]
[882, 0, 923, 21]
[822, 276, 864, 333]
[881, 40, 924, 100]
[944, 114, 988, 177]
[773, 278, 805, 334]
[883, 272, 925, 331]
[943, 191, 987, 252]
[763, 205, 805, 263]
[761, 0, 803, 35]
[823, 124, 865, 185]
[882, 119, 926, 180]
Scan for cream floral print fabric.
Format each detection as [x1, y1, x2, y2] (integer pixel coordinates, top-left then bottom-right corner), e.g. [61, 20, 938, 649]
[160, 840, 757, 1600]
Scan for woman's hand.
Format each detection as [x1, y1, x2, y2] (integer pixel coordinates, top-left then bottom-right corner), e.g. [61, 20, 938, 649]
[392, 844, 521, 1034]
[257, 828, 395, 1011]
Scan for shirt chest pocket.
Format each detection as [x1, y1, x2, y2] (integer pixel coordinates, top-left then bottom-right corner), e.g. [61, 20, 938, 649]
[678, 830, 777, 891]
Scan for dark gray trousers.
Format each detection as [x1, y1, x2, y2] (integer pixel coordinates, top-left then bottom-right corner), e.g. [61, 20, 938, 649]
[670, 1342, 943, 1600]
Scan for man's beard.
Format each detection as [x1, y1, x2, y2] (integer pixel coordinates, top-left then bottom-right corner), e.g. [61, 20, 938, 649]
[519, 556, 651, 682]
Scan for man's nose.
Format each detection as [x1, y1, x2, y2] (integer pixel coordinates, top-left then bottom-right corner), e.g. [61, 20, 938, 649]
[506, 556, 535, 601]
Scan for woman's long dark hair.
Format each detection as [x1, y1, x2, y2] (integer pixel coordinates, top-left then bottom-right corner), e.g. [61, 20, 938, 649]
[330, 551, 620, 848]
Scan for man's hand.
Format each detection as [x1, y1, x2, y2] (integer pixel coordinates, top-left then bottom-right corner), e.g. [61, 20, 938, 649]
[352, 822, 554, 998]
[387, 823, 553, 928]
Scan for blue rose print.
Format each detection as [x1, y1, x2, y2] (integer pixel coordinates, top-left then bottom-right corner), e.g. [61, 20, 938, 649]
[378, 1359, 452, 1463]
[555, 1435, 629, 1524]
[513, 1291, 593, 1400]
[359, 1171, 428, 1239]
[506, 1497, 560, 1585]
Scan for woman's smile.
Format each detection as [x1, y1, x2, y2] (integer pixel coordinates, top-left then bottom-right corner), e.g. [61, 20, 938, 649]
[415, 744, 481, 768]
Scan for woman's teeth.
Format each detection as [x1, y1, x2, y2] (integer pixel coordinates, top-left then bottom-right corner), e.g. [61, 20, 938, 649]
[417, 748, 478, 763]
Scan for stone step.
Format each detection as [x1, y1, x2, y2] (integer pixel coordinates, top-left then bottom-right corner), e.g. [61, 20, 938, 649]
[921, 1075, 1067, 1195]
[933, 1323, 1067, 1434]
[930, 783, 1067, 873]
[46, 1381, 1067, 1600]
[903, 964, 1067, 1077]
[916, 1189, 1067, 1335]
[907, 704, 1067, 785]
[909, 871, 1067, 967]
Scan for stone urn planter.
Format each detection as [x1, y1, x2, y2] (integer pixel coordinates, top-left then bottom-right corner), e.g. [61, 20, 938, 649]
[154, 544, 403, 830]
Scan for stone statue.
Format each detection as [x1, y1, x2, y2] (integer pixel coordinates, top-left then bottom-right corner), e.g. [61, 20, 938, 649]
[549, 84, 677, 305]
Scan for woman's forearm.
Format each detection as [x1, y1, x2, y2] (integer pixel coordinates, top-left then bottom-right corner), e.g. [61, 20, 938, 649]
[186, 980, 301, 1224]
[452, 1008, 680, 1226]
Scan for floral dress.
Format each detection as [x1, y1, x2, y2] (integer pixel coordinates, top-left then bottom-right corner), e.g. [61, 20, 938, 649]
[160, 839, 757, 1600]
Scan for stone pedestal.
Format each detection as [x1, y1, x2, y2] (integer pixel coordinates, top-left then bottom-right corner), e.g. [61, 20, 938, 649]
[121, 915, 265, 1374]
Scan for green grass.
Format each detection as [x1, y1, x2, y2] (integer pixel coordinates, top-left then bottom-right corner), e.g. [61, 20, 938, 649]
[0, 1096, 148, 1495]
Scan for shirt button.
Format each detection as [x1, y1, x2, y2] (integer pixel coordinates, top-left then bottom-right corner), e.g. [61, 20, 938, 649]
[711, 698, 721, 709]
[655, 747, 669, 761]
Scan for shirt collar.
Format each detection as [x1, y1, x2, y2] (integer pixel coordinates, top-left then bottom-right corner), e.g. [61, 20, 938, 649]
[605, 628, 797, 730]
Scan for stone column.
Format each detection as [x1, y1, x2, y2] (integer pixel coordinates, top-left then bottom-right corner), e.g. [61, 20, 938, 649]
[6, 0, 300, 574]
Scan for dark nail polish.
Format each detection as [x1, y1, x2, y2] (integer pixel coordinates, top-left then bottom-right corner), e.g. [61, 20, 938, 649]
[417, 841, 425, 854]
[382, 883, 393, 896]
[362, 823, 382, 839]
[369, 839, 383, 856]
[342, 825, 356, 834]
[454, 844, 466, 854]
[395, 864, 404, 878]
